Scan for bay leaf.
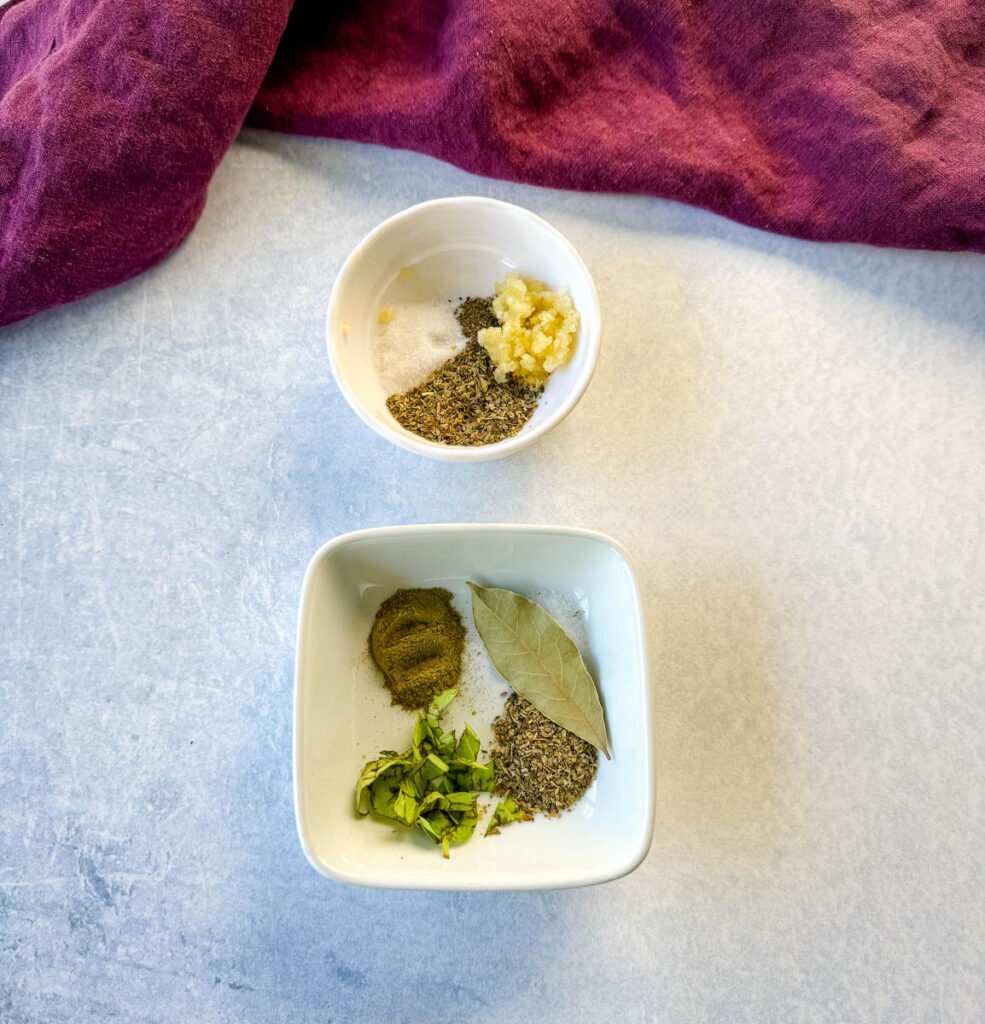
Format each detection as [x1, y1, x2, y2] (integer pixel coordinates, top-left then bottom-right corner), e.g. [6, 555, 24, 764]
[467, 582, 610, 758]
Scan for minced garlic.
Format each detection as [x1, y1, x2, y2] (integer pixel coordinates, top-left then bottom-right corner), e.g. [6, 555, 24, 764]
[477, 272, 579, 385]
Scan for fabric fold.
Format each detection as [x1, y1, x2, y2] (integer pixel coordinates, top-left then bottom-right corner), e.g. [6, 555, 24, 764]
[0, 0, 292, 326]
[2, 0, 983, 327]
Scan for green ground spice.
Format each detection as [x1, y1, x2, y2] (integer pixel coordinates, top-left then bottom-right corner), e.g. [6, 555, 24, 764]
[491, 694, 598, 815]
[368, 588, 465, 710]
[384, 297, 542, 447]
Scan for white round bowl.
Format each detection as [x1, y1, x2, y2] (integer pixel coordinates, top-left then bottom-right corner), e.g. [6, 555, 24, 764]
[326, 197, 601, 462]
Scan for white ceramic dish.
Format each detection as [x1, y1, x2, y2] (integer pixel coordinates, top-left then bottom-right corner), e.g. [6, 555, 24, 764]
[294, 524, 653, 890]
[326, 197, 601, 462]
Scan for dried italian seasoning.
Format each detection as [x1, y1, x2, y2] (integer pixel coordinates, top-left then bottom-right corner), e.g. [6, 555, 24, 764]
[491, 694, 598, 815]
[385, 297, 542, 447]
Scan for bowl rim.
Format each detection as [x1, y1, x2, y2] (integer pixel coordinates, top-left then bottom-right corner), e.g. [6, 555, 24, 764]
[293, 522, 655, 891]
[325, 196, 602, 463]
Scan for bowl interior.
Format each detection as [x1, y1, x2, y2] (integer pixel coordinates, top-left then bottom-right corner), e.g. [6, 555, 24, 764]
[328, 201, 600, 452]
[295, 527, 651, 889]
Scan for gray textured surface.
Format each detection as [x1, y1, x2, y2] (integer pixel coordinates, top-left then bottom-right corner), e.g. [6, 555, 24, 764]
[1, 131, 984, 1023]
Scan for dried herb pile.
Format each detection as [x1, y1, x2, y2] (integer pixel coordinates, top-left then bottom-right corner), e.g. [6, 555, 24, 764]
[491, 694, 598, 815]
[385, 297, 542, 447]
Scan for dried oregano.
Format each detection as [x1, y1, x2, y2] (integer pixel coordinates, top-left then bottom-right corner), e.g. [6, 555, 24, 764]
[491, 694, 598, 815]
[385, 297, 542, 446]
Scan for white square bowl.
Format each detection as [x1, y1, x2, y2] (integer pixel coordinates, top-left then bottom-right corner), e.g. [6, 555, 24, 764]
[294, 524, 653, 890]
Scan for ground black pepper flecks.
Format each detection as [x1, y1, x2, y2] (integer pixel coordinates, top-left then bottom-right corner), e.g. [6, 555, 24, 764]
[491, 694, 598, 815]
[454, 295, 500, 342]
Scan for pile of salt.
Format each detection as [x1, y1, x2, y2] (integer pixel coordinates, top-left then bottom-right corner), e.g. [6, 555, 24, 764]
[373, 301, 464, 394]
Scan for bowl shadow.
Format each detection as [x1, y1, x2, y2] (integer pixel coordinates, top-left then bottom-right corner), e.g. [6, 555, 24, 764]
[648, 567, 796, 870]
